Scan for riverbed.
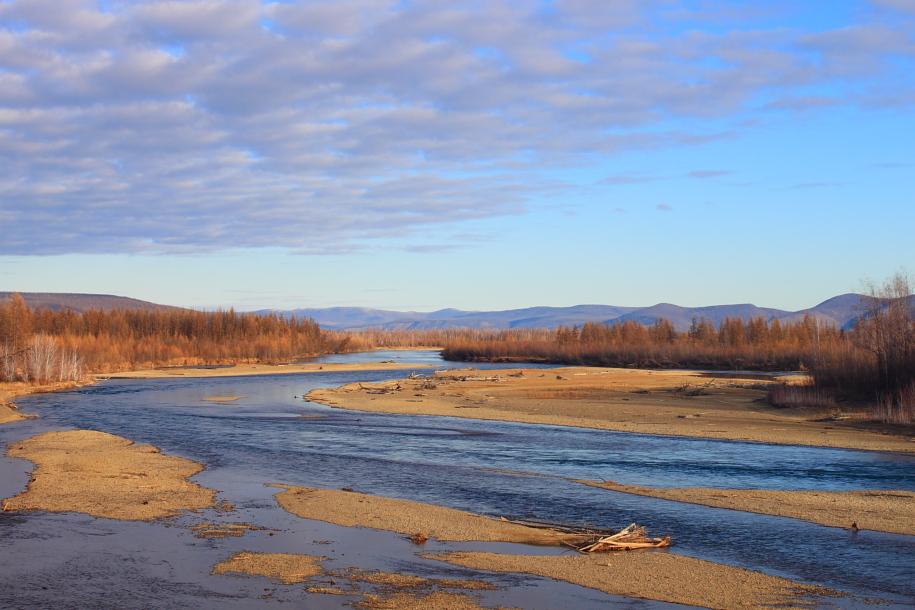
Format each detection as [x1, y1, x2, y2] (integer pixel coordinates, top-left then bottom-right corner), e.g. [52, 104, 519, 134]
[2, 351, 914, 608]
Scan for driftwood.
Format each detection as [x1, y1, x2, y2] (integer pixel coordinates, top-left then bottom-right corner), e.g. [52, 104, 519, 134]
[500, 518, 671, 553]
[568, 523, 671, 553]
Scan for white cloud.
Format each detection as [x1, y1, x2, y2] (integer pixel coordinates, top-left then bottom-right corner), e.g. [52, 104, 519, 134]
[0, 0, 911, 255]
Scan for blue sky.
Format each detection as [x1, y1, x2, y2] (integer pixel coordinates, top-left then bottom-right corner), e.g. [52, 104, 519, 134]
[1, 0, 913, 312]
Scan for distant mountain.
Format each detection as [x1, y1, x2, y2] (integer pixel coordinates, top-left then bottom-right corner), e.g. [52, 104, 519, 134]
[4, 291, 870, 331]
[0, 292, 184, 313]
[262, 295, 868, 332]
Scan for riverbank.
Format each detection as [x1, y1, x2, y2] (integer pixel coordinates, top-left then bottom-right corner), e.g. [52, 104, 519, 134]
[102, 361, 435, 379]
[0, 380, 92, 423]
[305, 367, 915, 454]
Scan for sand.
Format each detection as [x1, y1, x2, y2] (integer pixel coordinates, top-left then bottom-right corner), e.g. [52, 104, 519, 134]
[270, 484, 587, 546]
[3, 430, 216, 520]
[0, 399, 26, 424]
[428, 551, 834, 610]
[575, 480, 915, 535]
[212, 551, 500, 609]
[306, 367, 915, 453]
[102, 361, 434, 379]
[213, 551, 325, 584]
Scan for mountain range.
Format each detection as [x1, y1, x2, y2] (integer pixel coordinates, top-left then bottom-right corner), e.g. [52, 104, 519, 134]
[255, 293, 867, 332]
[1, 291, 869, 332]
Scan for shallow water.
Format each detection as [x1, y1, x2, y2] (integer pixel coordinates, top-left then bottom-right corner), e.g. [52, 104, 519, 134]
[2, 351, 914, 608]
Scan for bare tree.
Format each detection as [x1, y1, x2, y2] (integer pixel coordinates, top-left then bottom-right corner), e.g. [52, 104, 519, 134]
[25, 335, 59, 384]
[855, 272, 915, 422]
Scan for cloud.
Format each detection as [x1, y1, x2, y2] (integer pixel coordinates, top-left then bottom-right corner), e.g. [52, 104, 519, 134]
[656, 204, 673, 211]
[763, 96, 842, 112]
[687, 170, 734, 179]
[0, 0, 911, 255]
[601, 173, 664, 185]
[402, 244, 464, 253]
[868, 0, 915, 15]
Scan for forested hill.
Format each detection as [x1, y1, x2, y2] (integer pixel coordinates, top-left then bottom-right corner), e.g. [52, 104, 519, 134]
[0, 292, 184, 313]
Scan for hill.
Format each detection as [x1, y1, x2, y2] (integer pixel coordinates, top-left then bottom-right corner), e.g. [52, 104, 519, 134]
[0, 292, 185, 313]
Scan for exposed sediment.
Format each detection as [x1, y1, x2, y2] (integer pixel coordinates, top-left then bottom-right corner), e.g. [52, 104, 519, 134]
[575, 480, 915, 536]
[428, 551, 836, 610]
[270, 484, 587, 546]
[306, 367, 915, 453]
[3, 430, 216, 520]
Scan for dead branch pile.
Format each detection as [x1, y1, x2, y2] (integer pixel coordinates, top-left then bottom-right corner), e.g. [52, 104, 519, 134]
[570, 523, 671, 552]
[499, 518, 671, 553]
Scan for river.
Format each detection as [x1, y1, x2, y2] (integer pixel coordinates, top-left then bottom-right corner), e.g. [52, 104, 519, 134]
[1, 350, 913, 608]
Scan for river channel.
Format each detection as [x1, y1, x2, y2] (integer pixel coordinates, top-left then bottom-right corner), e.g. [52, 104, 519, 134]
[1, 350, 914, 608]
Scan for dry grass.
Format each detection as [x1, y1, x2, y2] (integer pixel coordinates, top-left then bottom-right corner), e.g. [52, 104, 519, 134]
[874, 382, 915, 424]
[767, 383, 836, 410]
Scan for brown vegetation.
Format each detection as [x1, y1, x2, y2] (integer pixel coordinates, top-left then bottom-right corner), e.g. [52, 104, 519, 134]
[438, 315, 837, 372]
[0, 293, 341, 379]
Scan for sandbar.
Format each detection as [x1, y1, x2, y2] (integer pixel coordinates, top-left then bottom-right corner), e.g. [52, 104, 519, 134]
[575, 480, 915, 535]
[3, 430, 216, 520]
[306, 367, 915, 453]
[102, 361, 434, 379]
[270, 484, 587, 546]
[428, 551, 834, 610]
[213, 551, 498, 608]
[213, 551, 325, 584]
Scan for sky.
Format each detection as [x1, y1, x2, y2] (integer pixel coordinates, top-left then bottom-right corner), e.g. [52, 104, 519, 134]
[0, 0, 913, 313]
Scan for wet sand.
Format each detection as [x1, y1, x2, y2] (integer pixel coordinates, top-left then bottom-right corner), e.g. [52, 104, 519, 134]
[213, 551, 499, 609]
[306, 367, 915, 453]
[428, 551, 834, 610]
[102, 361, 434, 379]
[574, 480, 915, 536]
[270, 484, 587, 546]
[3, 430, 216, 520]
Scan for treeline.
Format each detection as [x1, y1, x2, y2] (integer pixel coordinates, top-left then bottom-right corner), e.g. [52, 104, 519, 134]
[0, 294, 342, 381]
[434, 275, 915, 423]
[440, 314, 835, 372]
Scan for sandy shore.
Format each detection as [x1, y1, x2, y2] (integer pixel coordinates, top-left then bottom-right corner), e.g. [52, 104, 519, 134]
[306, 367, 915, 453]
[0, 400, 26, 424]
[428, 551, 834, 610]
[102, 361, 434, 379]
[268, 485, 837, 609]
[0, 380, 91, 423]
[574, 480, 915, 535]
[270, 484, 587, 546]
[3, 430, 216, 520]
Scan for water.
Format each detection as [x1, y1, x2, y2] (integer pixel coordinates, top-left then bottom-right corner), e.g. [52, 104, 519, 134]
[2, 351, 914, 608]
